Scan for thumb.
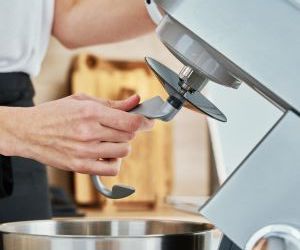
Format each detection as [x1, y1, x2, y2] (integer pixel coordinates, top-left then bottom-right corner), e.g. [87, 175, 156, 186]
[107, 95, 141, 111]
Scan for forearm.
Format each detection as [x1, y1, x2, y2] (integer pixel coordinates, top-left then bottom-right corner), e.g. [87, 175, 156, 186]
[53, 0, 155, 48]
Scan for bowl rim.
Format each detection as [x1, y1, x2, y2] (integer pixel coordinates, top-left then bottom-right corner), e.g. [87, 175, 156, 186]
[0, 218, 215, 239]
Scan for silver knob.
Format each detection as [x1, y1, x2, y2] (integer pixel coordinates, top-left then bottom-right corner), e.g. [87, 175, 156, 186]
[246, 225, 300, 250]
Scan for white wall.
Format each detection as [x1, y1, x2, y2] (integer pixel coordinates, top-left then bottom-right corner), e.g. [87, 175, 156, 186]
[33, 34, 211, 196]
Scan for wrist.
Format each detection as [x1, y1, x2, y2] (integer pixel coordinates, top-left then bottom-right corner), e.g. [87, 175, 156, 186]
[0, 107, 30, 157]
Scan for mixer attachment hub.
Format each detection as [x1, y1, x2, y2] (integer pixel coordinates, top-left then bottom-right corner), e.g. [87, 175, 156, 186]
[130, 57, 227, 122]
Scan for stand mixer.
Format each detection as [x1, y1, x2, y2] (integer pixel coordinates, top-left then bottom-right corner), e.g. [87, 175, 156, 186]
[92, 0, 300, 249]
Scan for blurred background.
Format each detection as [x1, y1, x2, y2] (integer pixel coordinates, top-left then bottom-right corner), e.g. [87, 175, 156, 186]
[32, 33, 216, 218]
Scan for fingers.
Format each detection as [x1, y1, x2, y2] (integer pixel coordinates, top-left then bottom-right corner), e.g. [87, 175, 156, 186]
[72, 93, 141, 112]
[76, 158, 122, 176]
[103, 95, 155, 131]
[105, 95, 141, 111]
[99, 107, 154, 133]
[97, 142, 131, 159]
[73, 121, 136, 142]
[99, 126, 136, 142]
[71, 93, 154, 133]
[136, 118, 155, 132]
[89, 158, 122, 176]
[76, 142, 131, 159]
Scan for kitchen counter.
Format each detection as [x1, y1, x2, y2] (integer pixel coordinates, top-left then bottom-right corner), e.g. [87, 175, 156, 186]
[81, 205, 205, 221]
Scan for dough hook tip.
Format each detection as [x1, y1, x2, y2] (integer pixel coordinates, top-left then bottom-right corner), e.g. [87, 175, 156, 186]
[111, 185, 136, 199]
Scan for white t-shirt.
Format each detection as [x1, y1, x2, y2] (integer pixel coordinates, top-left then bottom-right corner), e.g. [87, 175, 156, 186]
[0, 0, 54, 76]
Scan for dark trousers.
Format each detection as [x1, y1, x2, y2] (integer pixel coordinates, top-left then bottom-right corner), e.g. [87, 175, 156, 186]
[0, 73, 51, 223]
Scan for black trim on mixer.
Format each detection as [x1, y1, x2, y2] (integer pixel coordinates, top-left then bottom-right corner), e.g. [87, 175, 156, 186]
[167, 96, 184, 109]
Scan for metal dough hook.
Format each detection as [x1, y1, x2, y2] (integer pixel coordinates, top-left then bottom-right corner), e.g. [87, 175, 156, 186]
[91, 175, 135, 199]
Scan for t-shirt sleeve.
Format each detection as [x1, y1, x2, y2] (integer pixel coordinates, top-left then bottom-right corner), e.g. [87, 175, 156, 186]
[0, 156, 13, 198]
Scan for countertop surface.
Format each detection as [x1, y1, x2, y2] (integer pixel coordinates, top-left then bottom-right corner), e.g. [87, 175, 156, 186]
[81, 205, 204, 221]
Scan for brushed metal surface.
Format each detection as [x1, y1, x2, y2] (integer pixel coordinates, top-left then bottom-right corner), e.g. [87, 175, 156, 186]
[156, 15, 240, 89]
[201, 111, 300, 249]
[156, 0, 300, 112]
[0, 219, 213, 250]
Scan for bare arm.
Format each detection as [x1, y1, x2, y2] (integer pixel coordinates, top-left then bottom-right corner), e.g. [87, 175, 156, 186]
[53, 0, 155, 48]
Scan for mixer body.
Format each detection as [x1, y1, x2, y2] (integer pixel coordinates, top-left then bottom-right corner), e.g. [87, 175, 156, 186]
[151, 0, 300, 249]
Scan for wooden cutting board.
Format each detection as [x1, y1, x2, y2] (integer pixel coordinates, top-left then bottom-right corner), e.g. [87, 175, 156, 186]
[70, 54, 173, 209]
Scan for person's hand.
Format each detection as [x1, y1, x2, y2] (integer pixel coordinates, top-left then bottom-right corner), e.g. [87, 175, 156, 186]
[1, 93, 153, 176]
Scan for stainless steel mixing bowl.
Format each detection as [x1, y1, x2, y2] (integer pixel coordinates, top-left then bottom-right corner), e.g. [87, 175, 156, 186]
[0, 219, 214, 250]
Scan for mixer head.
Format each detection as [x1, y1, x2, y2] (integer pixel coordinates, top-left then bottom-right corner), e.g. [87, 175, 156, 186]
[130, 13, 244, 123]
